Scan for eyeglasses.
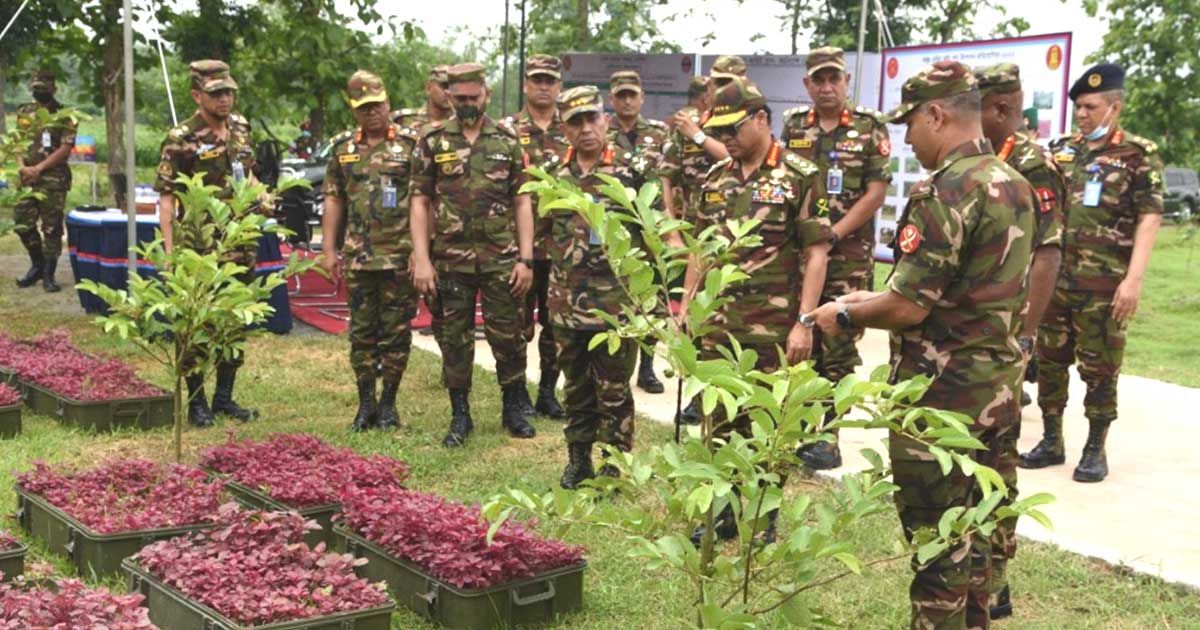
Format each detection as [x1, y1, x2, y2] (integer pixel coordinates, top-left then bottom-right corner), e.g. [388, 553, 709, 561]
[708, 113, 755, 139]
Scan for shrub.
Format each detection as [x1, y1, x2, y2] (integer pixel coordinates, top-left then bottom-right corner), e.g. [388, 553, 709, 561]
[0, 578, 155, 628]
[0, 330, 164, 401]
[0, 384, 18, 407]
[0, 532, 19, 552]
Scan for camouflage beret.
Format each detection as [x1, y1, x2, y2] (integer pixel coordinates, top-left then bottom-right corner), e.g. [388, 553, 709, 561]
[704, 77, 766, 128]
[428, 65, 450, 84]
[557, 85, 604, 121]
[29, 71, 55, 89]
[189, 59, 238, 93]
[1069, 62, 1124, 101]
[609, 70, 642, 94]
[975, 63, 1022, 96]
[526, 54, 563, 80]
[885, 60, 977, 123]
[806, 46, 846, 76]
[346, 70, 387, 109]
[710, 55, 748, 79]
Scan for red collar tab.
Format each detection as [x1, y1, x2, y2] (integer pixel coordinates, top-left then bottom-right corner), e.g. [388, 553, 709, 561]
[765, 141, 782, 168]
[806, 109, 816, 127]
[997, 134, 1016, 161]
[839, 108, 852, 127]
[602, 145, 614, 165]
[564, 146, 575, 164]
[355, 125, 397, 143]
[1111, 129, 1124, 146]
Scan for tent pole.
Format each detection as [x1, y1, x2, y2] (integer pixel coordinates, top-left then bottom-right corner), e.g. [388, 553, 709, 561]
[853, 0, 869, 101]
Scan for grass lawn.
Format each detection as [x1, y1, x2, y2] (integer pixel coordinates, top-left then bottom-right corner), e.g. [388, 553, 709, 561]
[0, 260, 1198, 628]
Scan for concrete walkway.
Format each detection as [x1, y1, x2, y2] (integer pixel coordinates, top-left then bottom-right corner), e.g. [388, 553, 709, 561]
[413, 326, 1200, 589]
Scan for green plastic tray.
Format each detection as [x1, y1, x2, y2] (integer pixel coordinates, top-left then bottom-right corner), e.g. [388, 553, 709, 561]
[21, 381, 172, 432]
[124, 558, 395, 630]
[0, 404, 19, 439]
[0, 541, 28, 581]
[14, 484, 213, 578]
[333, 525, 586, 629]
[210, 474, 340, 548]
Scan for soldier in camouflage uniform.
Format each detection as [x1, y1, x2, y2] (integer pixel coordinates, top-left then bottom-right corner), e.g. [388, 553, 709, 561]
[409, 62, 537, 448]
[393, 65, 453, 131]
[1023, 63, 1164, 484]
[13, 71, 77, 293]
[606, 70, 670, 395]
[685, 78, 832, 545]
[781, 46, 893, 471]
[321, 71, 420, 432]
[812, 61, 1036, 630]
[975, 62, 1067, 620]
[505, 54, 570, 421]
[547, 86, 649, 489]
[155, 60, 260, 428]
[663, 56, 748, 423]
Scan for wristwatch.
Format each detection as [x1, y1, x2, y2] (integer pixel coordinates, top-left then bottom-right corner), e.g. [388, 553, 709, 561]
[691, 130, 708, 146]
[797, 312, 816, 328]
[836, 304, 853, 329]
[519, 258, 534, 267]
[1018, 336, 1035, 354]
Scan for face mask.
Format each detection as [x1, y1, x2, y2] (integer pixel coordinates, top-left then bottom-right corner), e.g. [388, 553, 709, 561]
[1084, 104, 1116, 141]
[454, 104, 483, 125]
[32, 90, 52, 103]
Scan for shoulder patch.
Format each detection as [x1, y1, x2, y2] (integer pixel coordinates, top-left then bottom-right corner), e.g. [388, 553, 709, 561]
[1123, 133, 1159, 154]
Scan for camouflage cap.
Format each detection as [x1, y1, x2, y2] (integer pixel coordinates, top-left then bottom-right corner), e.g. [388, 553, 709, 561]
[710, 55, 748, 79]
[189, 59, 238, 93]
[975, 62, 1021, 96]
[609, 70, 642, 94]
[346, 70, 387, 109]
[806, 46, 846, 76]
[703, 77, 766, 128]
[884, 60, 978, 123]
[526, 54, 563, 80]
[428, 64, 450, 84]
[447, 62, 487, 96]
[29, 71, 56, 89]
[687, 75, 709, 99]
[557, 85, 604, 121]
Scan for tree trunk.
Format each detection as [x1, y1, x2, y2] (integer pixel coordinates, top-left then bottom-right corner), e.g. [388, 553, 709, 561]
[0, 61, 7, 135]
[308, 106, 325, 146]
[101, 0, 128, 208]
[790, 1, 801, 55]
[576, 0, 590, 49]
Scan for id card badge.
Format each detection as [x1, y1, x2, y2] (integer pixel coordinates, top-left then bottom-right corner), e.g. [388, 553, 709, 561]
[231, 161, 246, 183]
[826, 151, 843, 195]
[381, 176, 398, 209]
[41, 131, 52, 150]
[1083, 180, 1102, 207]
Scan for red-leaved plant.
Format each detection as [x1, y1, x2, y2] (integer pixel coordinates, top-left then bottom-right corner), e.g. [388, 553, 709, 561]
[199, 433, 410, 508]
[341, 486, 585, 590]
[0, 384, 18, 407]
[16, 460, 225, 534]
[0, 577, 156, 628]
[134, 504, 390, 626]
[0, 532, 19, 552]
[0, 330, 164, 401]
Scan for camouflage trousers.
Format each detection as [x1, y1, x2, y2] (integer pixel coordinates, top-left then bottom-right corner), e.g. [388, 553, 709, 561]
[431, 267, 527, 390]
[816, 273, 871, 384]
[523, 259, 557, 372]
[1036, 288, 1126, 423]
[554, 326, 636, 451]
[892, 428, 1006, 630]
[346, 269, 417, 381]
[14, 188, 67, 259]
[987, 425, 1020, 598]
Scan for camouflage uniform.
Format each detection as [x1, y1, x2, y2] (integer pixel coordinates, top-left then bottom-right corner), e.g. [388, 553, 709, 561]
[393, 65, 450, 131]
[550, 140, 650, 451]
[411, 115, 529, 390]
[14, 89, 77, 263]
[607, 116, 668, 176]
[660, 104, 714, 224]
[884, 62, 1036, 630]
[324, 121, 420, 381]
[1038, 128, 1163, 426]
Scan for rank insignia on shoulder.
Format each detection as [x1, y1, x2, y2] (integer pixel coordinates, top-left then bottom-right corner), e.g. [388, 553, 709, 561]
[704, 191, 726, 204]
[789, 139, 813, 149]
[338, 154, 361, 164]
[434, 152, 459, 164]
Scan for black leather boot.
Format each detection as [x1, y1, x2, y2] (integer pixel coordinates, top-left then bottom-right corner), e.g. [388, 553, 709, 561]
[377, 378, 401, 430]
[514, 379, 537, 420]
[186, 375, 214, 427]
[597, 447, 622, 478]
[797, 439, 842, 470]
[442, 388, 474, 448]
[15, 249, 44, 288]
[560, 441, 595, 489]
[351, 377, 377, 432]
[534, 369, 565, 419]
[990, 584, 1013, 619]
[501, 384, 536, 438]
[636, 348, 664, 393]
[1073, 419, 1110, 482]
[755, 509, 779, 545]
[680, 396, 702, 425]
[42, 257, 61, 292]
[211, 363, 258, 421]
[690, 501, 739, 548]
[1019, 414, 1065, 469]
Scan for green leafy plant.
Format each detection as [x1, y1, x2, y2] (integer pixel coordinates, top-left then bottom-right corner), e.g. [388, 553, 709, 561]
[483, 169, 1053, 628]
[78, 174, 315, 461]
[0, 106, 88, 215]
